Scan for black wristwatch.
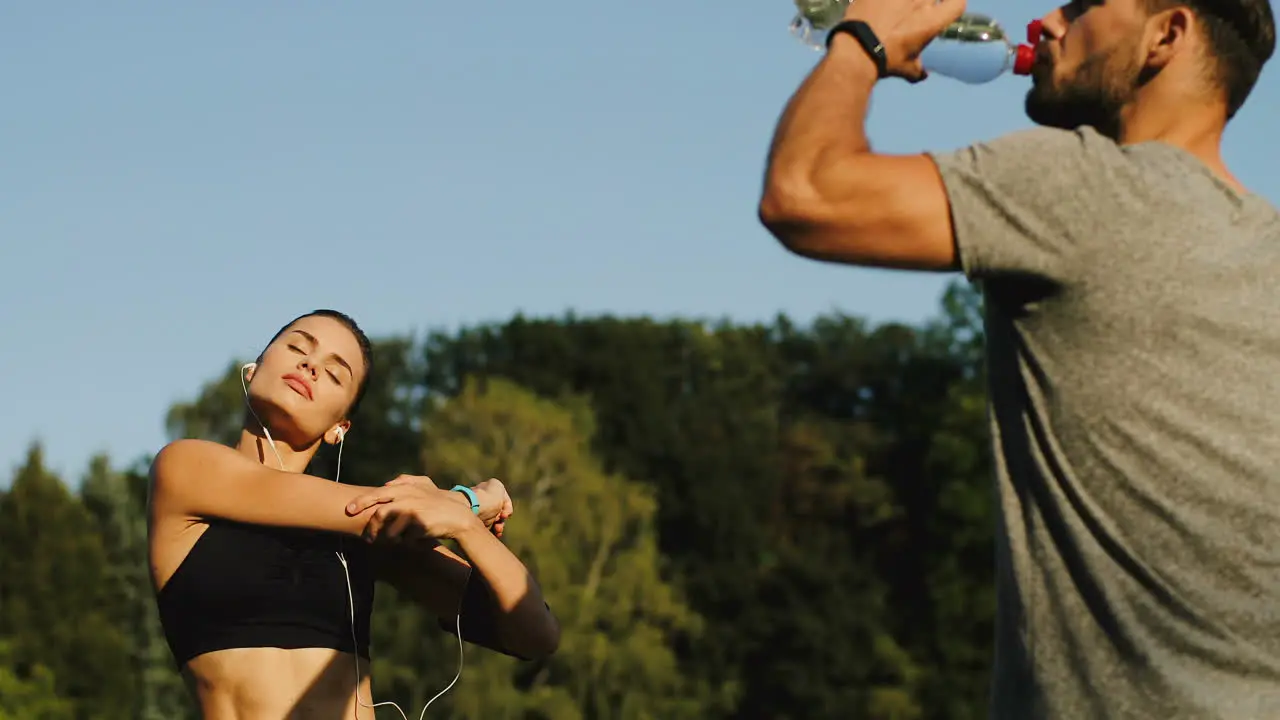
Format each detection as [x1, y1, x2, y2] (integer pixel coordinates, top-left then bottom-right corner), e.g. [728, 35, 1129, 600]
[826, 20, 888, 79]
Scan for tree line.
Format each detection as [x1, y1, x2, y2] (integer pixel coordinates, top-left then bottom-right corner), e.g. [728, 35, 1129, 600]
[0, 281, 997, 719]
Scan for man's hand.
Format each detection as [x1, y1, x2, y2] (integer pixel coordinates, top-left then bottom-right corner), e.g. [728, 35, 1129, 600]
[840, 0, 967, 82]
[345, 475, 483, 544]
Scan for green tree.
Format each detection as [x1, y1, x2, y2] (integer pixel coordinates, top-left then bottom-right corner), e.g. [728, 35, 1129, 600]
[412, 377, 708, 719]
[0, 640, 74, 720]
[742, 415, 921, 720]
[419, 303, 1000, 719]
[0, 444, 133, 719]
[779, 292, 996, 719]
[909, 282, 995, 718]
[80, 456, 196, 720]
[423, 318, 788, 713]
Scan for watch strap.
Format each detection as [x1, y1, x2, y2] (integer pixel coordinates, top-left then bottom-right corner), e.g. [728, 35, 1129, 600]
[450, 485, 481, 515]
[826, 20, 888, 79]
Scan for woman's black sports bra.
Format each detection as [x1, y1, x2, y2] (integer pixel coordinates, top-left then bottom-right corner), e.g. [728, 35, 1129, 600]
[155, 518, 375, 668]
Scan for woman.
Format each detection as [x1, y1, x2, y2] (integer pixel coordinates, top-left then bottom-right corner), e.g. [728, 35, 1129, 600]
[147, 309, 560, 720]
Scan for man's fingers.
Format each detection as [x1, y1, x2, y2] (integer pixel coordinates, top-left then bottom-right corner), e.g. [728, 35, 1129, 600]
[928, 0, 968, 33]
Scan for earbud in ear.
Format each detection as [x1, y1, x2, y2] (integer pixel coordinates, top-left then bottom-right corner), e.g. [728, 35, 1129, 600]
[335, 427, 345, 442]
[242, 362, 257, 374]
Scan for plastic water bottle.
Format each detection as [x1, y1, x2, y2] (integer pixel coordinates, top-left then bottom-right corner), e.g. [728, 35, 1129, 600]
[788, 0, 1036, 84]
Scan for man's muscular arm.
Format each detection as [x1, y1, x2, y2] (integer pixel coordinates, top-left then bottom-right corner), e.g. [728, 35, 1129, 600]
[759, 2, 967, 271]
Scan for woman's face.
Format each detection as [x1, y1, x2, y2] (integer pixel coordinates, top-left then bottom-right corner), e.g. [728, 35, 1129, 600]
[245, 314, 367, 445]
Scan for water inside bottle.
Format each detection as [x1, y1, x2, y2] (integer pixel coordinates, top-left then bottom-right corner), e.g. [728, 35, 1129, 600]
[920, 14, 1016, 84]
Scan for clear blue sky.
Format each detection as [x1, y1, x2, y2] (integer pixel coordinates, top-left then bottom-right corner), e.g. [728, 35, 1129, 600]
[3, 0, 1277, 483]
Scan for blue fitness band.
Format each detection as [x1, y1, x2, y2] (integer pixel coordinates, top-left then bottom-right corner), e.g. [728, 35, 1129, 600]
[450, 485, 480, 515]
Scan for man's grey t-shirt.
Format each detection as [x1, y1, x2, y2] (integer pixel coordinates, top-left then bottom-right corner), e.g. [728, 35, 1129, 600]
[930, 126, 1280, 719]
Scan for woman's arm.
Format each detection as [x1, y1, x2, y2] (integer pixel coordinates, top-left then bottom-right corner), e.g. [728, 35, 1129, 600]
[375, 537, 560, 661]
[352, 479, 560, 660]
[148, 439, 376, 535]
[451, 525, 560, 660]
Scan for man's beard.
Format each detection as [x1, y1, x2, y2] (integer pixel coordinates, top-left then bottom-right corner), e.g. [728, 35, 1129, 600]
[1024, 49, 1139, 139]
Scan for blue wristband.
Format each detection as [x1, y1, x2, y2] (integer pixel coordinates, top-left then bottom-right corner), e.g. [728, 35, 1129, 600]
[450, 485, 480, 515]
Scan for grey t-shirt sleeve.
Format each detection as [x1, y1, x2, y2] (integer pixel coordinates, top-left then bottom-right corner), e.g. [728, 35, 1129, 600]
[928, 126, 1132, 284]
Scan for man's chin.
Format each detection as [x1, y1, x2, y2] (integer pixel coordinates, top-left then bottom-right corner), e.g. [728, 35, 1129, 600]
[1024, 97, 1057, 128]
[1025, 91, 1121, 135]
[1024, 89, 1076, 130]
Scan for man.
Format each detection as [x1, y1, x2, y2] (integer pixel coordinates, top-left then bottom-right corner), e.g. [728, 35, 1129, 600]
[759, 0, 1277, 717]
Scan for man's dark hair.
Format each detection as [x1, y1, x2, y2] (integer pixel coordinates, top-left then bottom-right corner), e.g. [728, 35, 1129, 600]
[1148, 0, 1276, 118]
[265, 309, 374, 419]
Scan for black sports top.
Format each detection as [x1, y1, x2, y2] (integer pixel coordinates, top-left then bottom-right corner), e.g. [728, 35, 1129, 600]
[156, 519, 375, 668]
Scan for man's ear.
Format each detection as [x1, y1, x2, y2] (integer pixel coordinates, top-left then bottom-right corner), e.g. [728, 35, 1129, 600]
[1144, 5, 1193, 71]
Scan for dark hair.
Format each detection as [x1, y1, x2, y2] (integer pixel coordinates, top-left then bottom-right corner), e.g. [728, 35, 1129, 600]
[264, 309, 374, 418]
[1147, 0, 1276, 117]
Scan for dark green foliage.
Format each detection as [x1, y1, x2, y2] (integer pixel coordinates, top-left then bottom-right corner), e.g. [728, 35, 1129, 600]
[0, 445, 135, 720]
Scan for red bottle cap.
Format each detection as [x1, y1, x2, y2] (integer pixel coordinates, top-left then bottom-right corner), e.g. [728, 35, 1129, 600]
[1013, 44, 1035, 75]
[1026, 19, 1043, 44]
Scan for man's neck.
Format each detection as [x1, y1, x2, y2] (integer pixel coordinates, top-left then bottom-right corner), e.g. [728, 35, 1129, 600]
[1114, 92, 1242, 191]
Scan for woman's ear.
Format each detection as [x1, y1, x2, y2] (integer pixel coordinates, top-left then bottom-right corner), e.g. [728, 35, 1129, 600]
[327, 421, 351, 445]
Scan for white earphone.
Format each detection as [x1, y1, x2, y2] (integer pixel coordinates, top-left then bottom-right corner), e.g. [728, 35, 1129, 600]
[240, 360, 467, 718]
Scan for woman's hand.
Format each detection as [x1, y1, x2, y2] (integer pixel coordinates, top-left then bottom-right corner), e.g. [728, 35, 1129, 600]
[471, 478, 514, 538]
[345, 475, 484, 543]
[385, 475, 513, 536]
